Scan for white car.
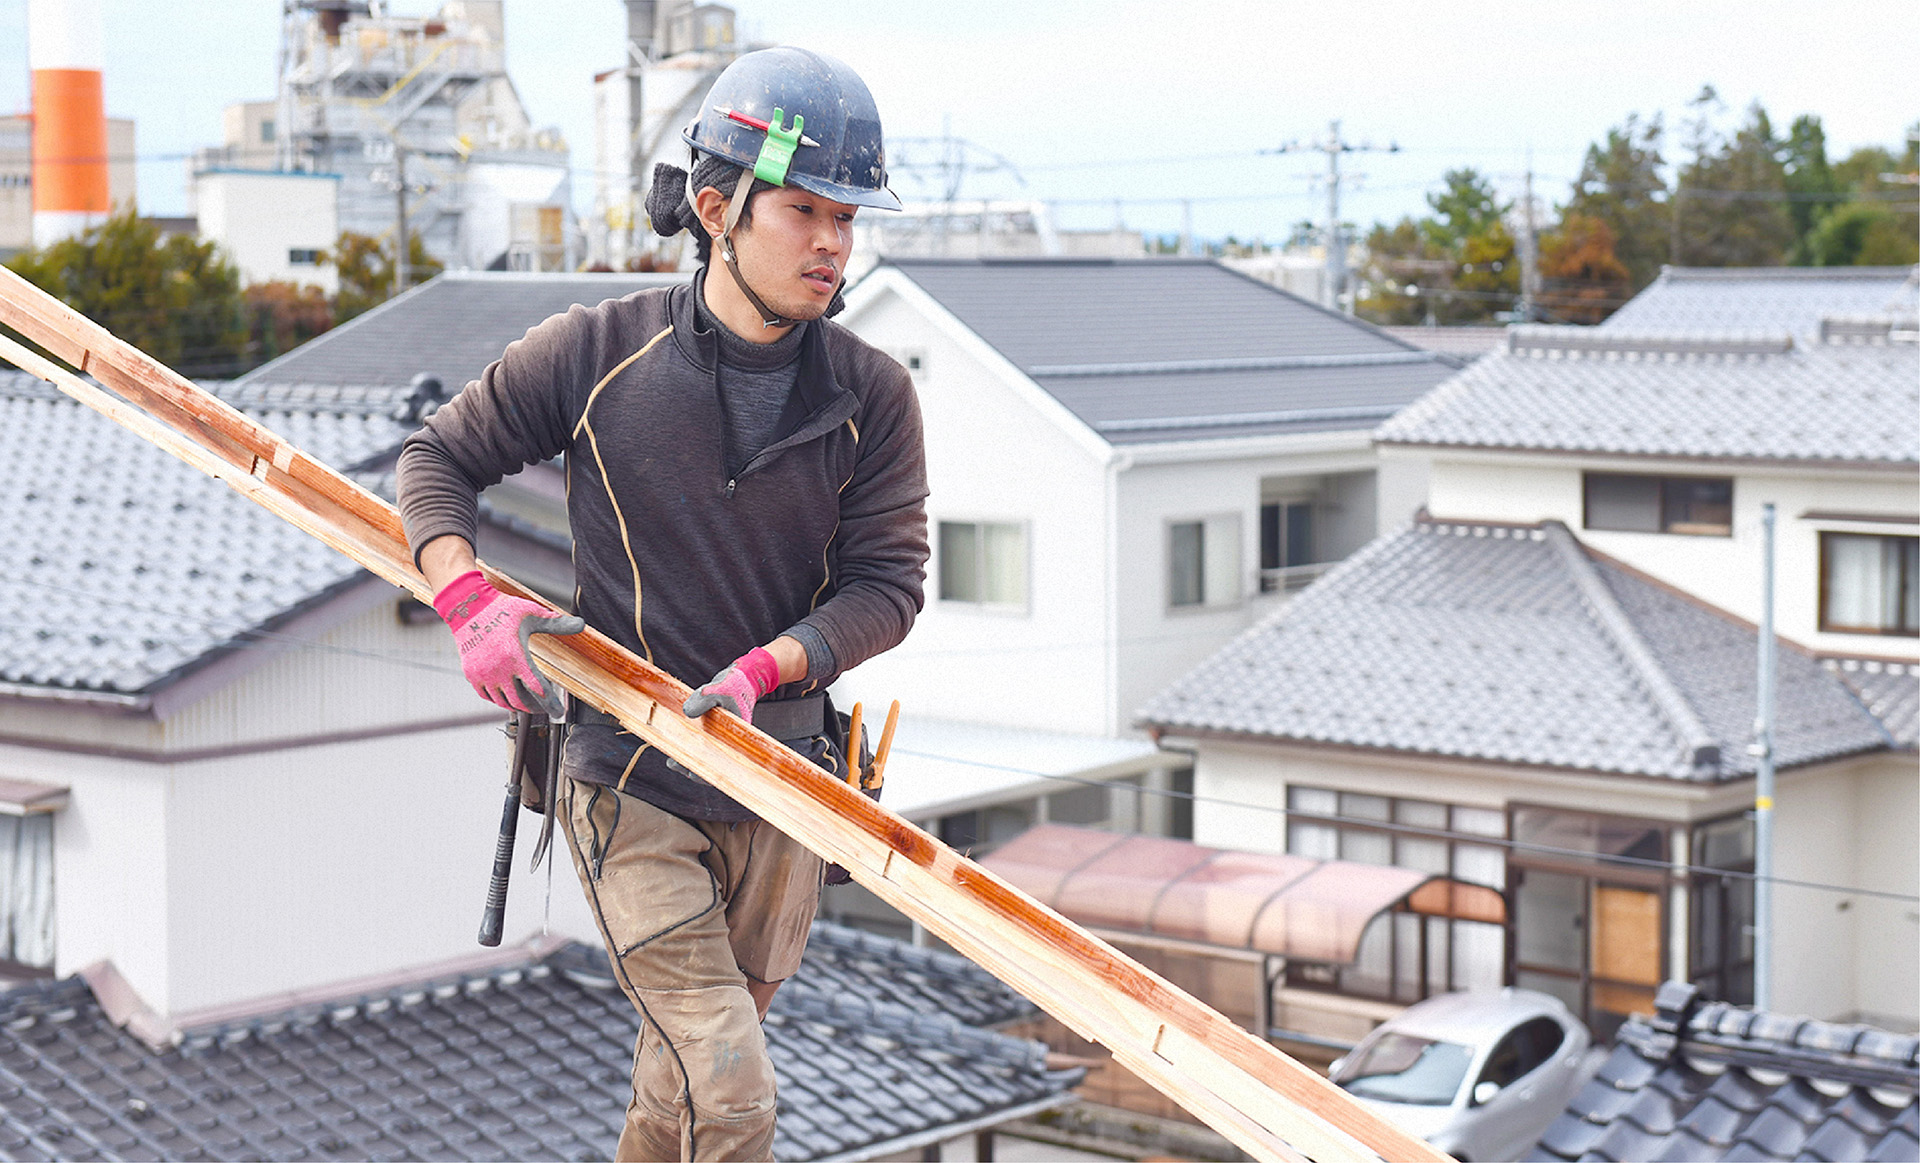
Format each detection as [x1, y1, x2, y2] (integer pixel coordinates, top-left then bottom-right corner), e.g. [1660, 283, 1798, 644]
[1329, 988, 1593, 1162]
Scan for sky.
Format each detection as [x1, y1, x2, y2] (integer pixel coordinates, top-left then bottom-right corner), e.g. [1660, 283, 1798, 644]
[2, 0, 1914, 244]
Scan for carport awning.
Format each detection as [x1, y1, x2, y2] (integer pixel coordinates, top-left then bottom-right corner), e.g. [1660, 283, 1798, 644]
[982, 825, 1505, 966]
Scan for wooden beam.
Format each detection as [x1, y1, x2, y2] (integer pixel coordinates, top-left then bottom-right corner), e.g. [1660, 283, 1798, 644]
[0, 267, 1451, 1163]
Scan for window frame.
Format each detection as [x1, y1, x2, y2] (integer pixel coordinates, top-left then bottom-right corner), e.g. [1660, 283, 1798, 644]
[1818, 530, 1919, 637]
[935, 517, 1031, 614]
[1283, 786, 1509, 1003]
[1165, 512, 1243, 612]
[1582, 472, 1734, 537]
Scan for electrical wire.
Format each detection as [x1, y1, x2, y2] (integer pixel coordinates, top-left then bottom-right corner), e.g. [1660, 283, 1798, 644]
[0, 568, 1910, 907]
[890, 746, 1920, 905]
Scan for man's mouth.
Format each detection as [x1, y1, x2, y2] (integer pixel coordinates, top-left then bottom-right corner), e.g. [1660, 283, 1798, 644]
[801, 265, 839, 291]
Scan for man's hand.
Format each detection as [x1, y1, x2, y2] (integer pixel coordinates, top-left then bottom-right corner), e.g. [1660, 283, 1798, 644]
[433, 569, 585, 716]
[683, 647, 783, 724]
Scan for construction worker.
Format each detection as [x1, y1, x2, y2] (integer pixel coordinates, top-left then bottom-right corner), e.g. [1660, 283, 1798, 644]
[396, 47, 925, 1162]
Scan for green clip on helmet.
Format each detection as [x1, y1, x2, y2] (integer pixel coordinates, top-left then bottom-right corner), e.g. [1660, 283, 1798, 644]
[683, 47, 901, 211]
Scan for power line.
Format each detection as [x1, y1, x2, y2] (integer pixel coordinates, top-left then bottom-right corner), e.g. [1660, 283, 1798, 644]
[893, 748, 1920, 905]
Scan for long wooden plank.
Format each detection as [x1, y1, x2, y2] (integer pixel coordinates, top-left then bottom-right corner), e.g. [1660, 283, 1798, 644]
[0, 267, 1449, 1163]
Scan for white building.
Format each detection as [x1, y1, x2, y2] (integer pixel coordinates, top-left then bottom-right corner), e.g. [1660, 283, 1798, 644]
[1142, 266, 1920, 1042]
[0, 273, 689, 1015]
[829, 257, 1462, 872]
[192, 1, 579, 275]
[194, 170, 341, 293]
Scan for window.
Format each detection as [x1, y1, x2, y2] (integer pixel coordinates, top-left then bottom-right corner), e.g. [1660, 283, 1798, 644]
[1583, 473, 1732, 536]
[259, 119, 276, 143]
[288, 247, 321, 266]
[1690, 814, 1754, 1005]
[1168, 514, 1240, 608]
[1258, 501, 1314, 592]
[1475, 1017, 1566, 1095]
[0, 812, 55, 971]
[938, 520, 1027, 608]
[1821, 532, 1918, 636]
[1285, 787, 1507, 1002]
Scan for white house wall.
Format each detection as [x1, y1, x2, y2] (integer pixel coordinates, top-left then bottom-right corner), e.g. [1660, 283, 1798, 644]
[832, 285, 1114, 736]
[16, 589, 600, 1017]
[163, 721, 598, 1016]
[1777, 753, 1920, 1029]
[1419, 452, 1920, 660]
[1114, 443, 1379, 737]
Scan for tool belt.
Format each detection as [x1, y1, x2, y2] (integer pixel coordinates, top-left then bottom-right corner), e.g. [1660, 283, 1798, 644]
[573, 693, 829, 743]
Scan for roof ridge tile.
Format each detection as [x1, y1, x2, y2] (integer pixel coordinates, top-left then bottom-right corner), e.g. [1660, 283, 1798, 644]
[1540, 521, 1721, 773]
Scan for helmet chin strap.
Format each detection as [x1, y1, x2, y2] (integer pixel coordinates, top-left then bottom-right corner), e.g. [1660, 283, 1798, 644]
[717, 165, 806, 330]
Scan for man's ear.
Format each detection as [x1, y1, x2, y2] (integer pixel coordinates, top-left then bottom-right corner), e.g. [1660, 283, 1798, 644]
[692, 186, 731, 244]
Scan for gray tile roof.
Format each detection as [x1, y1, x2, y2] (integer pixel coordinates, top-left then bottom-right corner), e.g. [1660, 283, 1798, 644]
[1526, 980, 1919, 1163]
[1826, 658, 1920, 749]
[0, 924, 1073, 1163]
[882, 258, 1461, 443]
[1601, 266, 1919, 340]
[1374, 328, 1919, 465]
[240, 272, 686, 390]
[1138, 519, 1891, 781]
[0, 372, 424, 698]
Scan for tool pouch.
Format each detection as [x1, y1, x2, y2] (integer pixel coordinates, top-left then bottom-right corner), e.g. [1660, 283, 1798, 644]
[824, 706, 878, 887]
[506, 707, 566, 870]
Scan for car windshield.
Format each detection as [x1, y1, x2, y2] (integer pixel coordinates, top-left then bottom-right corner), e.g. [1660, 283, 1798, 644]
[1335, 1032, 1474, 1106]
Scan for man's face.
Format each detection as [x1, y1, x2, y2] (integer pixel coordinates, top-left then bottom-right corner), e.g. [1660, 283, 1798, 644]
[728, 187, 859, 321]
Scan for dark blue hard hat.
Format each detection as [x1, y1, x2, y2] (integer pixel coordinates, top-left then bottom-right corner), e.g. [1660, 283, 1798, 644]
[683, 47, 901, 211]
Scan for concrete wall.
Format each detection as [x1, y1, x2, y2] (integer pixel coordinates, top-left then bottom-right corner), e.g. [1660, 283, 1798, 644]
[1421, 451, 1920, 660]
[195, 170, 340, 293]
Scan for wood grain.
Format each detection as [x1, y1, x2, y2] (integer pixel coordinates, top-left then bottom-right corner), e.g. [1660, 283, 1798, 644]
[0, 266, 1451, 1163]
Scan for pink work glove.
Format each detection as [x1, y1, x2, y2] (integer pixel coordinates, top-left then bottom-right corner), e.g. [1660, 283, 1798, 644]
[433, 570, 585, 717]
[683, 648, 782, 724]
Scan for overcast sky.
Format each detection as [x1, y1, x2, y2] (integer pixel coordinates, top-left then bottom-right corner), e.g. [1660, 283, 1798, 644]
[3, 0, 1914, 242]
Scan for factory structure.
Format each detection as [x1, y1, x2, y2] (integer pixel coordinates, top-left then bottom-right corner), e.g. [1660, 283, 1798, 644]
[188, 0, 579, 283]
[10, 0, 1146, 280]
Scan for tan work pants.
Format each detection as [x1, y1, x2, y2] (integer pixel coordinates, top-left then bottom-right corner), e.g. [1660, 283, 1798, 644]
[562, 778, 824, 1162]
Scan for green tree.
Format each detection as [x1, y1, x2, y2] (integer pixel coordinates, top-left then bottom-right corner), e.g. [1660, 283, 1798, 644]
[1672, 98, 1795, 267]
[1356, 216, 1450, 325]
[1565, 113, 1670, 293]
[332, 230, 443, 322]
[6, 207, 247, 377]
[1806, 202, 1920, 266]
[245, 281, 335, 364]
[1423, 168, 1508, 252]
[1781, 115, 1841, 263]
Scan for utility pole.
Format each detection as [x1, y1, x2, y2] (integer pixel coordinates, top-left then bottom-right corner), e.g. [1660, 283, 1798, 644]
[624, 1, 658, 268]
[1752, 502, 1778, 1010]
[1264, 121, 1399, 314]
[1517, 158, 1542, 322]
[394, 140, 410, 294]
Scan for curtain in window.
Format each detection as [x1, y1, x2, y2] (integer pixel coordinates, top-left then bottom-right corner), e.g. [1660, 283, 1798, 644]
[1169, 522, 1203, 606]
[981, 522, 1027, 605]
[0, 815, 54, 968]
[1827, 534, 1917, 631]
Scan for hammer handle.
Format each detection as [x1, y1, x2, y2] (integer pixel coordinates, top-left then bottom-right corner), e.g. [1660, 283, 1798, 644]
[477, 782, 519, 946]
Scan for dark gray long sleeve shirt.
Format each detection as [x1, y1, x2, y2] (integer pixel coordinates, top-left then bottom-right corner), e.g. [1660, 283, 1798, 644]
[397, 272, 929, 819]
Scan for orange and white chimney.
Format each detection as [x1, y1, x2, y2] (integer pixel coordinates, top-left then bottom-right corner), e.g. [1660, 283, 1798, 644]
[28, 0, 110, 248]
